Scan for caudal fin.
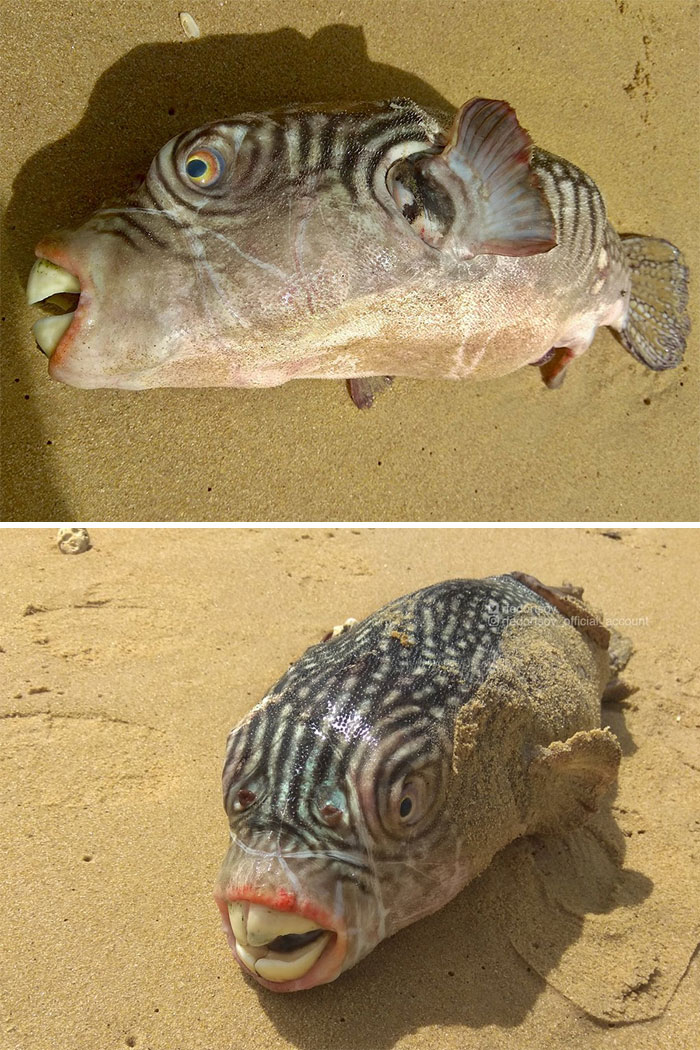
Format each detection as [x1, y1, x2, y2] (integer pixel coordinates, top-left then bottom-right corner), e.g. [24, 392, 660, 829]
[613, 235, 690, 370]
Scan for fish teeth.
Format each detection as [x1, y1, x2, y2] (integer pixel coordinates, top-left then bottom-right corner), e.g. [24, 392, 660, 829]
[27, 259, 80, 304]
[235, 942, 268, 974]
[228, 900, 330, 982]
[254, 932, 330, 983]
[227, 902, 248, 946]
[245, 903, 319, 947]
[32, 312, 75, 357]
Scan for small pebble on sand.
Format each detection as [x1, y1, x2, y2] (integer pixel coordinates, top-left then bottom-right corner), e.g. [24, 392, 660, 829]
[57, 527, 91, 555]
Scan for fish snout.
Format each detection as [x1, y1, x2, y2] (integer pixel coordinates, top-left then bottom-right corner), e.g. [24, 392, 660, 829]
[216, 896, 347, 992]
[28, 226, 202, 388]
[26, 232, 119, 387]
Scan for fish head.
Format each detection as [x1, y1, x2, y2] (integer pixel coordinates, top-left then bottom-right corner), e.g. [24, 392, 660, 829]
[215, 575, 621, 992]
[27, 121, 285, 389]
[214, 626, 471, 992]
[31, 227, 216, 390]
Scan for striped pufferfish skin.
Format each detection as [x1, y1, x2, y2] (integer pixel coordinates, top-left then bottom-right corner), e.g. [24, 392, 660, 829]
[214, 573, 624, 992]
[28, 96, 689, 402]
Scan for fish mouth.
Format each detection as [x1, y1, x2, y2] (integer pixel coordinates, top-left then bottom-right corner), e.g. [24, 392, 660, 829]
[26, 256, 84, 359]
[215, 894, 346, 992]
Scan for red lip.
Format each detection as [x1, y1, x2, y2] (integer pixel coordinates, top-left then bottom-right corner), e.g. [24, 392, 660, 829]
[214, 886, 348, 993]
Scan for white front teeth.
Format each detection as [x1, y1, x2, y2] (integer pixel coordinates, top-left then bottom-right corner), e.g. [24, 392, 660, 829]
[228, 901, 248, 945]
[246, 903, 319, 946]
[27, 260, 81, 357]
[254, 932, 330, 983]
[27, 259, 80, 304]
[33, 312, 75, 357]
[235, 941, 268, 973]
[227, 901, 331, 983]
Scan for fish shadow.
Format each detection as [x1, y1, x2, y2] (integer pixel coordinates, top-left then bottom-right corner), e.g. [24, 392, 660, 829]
[250, 713, 654, 1048]
[602, 689, 639, 758]
[2, 24, 452, 519]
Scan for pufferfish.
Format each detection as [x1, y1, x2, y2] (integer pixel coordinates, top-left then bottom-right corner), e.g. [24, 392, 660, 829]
[214, 573, 628, 991]
[27, 96, 689, 406]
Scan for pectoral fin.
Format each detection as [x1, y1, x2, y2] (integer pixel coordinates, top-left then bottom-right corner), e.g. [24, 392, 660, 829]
[526, 729, 621, 835]
[387, 97, 557, 260]
[347, 376, 393, 409]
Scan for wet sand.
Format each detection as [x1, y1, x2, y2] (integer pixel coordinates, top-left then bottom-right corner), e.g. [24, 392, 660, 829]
[2, 0, 698, 522]
[2, 527, 698, 1049]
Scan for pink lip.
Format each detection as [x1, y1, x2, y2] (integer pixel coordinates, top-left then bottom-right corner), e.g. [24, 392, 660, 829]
[214, 886, 348, 993]
[33, 237, 92, 379]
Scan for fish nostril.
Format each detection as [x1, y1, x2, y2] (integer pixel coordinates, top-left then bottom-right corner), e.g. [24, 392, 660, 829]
[235, 788, 256, 810]
[320, 803, 343, 827]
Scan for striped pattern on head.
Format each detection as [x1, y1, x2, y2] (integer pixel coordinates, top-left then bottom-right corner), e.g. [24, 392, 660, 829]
[86, 99, 447, 255]
[222, 575, 551, 879]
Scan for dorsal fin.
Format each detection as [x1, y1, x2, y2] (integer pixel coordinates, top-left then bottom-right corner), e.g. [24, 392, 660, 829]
[387, 97, 557, 261]
[509, 571, 610, 649]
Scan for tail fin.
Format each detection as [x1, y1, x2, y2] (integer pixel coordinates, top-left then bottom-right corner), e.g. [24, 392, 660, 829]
[613, 235, 690, 370]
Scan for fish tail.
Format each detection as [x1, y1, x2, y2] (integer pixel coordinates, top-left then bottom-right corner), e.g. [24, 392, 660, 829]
[613, 235, 690, 370]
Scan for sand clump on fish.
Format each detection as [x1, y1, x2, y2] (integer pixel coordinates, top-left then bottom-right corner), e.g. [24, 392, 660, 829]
[214, 573, 631, 992]
[27, 96, 689, 405]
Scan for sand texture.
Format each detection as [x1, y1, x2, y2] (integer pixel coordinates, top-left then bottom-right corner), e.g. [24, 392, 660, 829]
[2, 527, 699, 1049]
[2, 0, 699, 522]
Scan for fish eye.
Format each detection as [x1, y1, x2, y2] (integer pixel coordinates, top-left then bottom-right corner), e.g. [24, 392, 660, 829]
[185, 147, 225, 187]
[396, 782, 420, 823]
[387, 768, 440, 831]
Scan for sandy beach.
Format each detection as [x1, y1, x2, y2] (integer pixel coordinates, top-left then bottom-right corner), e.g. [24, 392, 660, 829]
[2, 527, 698, 1049]
[2, 0, 698, 521]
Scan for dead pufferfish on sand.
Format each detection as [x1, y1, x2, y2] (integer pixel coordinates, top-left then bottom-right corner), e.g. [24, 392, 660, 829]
[214, 573, 630, 992]
[27, 97, 689, 406]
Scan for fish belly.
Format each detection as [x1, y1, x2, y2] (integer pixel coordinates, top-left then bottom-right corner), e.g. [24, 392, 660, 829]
[291, 261, 576, 383]
[250, 199, 618, 384]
